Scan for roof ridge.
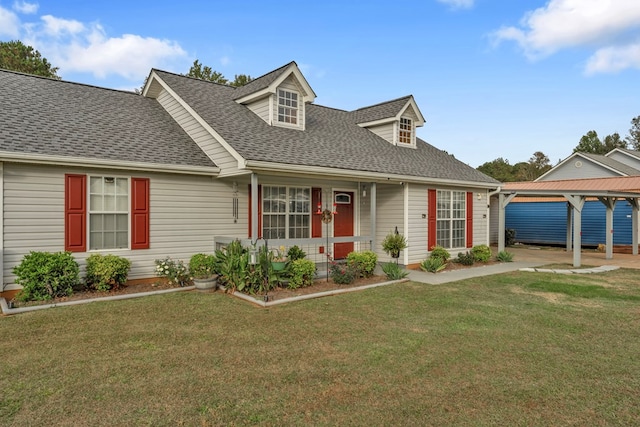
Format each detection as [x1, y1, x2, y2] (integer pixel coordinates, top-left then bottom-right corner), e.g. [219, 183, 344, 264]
[351, 95, 413, 112]
[0, 67, 141, 96]
[237, 61, 296, 87]
[152, 68, 234, 89]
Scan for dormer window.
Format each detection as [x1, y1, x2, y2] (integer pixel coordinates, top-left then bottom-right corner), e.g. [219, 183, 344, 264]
[399, 117, 413, 145]
[278, 89, 298, 125]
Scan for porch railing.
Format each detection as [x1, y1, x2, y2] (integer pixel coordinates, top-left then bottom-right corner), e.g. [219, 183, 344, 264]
[213, 236, 373, 264]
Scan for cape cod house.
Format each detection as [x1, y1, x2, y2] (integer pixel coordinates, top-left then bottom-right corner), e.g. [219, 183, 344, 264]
[0, 61, 499, 295]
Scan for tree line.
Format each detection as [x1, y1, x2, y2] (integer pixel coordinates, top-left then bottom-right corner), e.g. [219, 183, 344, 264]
[477, 116, 640, 182]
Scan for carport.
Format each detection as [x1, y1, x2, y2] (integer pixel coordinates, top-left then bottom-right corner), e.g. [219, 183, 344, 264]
[497, 178, 640, 267]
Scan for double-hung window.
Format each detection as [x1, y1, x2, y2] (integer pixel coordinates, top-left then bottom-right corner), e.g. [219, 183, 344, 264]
[399, 117, 413, 145]
[436, 190, 466, 249]
[277, 89, 298, 125]
[262, 186, 310, 239]
[89, 176, 129, 250]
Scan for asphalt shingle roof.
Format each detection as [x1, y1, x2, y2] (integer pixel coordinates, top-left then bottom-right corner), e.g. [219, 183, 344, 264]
[0, 69, 216, 168]
[579, 153, 640, 176]
[154, 70, 498, 185]
[351, 96, 413, 124]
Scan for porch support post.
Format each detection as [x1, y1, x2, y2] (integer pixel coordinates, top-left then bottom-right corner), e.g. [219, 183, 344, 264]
[565, 194, 585, 267]
[250, 173, 258, 240]
[370, 182, 377, 253]
[497, 192, 516, 253]
[566, 202, 572, 252]
[598, 197, 616, 260]
[627, 197, 639, 256]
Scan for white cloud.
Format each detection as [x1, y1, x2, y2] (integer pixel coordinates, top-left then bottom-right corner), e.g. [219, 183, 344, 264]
[585, 40, 640, 74]
[492, 0, 640, 73]
[0, 5, 20, 37]
[436, 0, 474, 10]
[11, 12, 187, 81]
[13, 1, 38, 14]
[41, 15, 85, 36]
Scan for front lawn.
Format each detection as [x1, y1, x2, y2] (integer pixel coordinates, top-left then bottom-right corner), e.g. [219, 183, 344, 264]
[1, 269, 639, 425]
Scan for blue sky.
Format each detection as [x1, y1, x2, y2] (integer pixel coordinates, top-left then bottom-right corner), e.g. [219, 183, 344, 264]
[1, 0, 639, 168]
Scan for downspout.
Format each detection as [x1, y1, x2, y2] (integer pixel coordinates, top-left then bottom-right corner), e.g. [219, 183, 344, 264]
[487, 186, 501, 246]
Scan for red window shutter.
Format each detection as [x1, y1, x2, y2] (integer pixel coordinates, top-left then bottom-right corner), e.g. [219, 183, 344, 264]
[466, 191, 473, 248]
[312, 187, 322, 238]
[65, 174, 86, 252]
[131, 178, 150, 250]
[427, 189, 436, 250]
[248, 184, 262, 238]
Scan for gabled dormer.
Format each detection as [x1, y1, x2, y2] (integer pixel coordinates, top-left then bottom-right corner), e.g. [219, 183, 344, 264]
[353, 96, 426, 148]
[233, 61, 316, 130]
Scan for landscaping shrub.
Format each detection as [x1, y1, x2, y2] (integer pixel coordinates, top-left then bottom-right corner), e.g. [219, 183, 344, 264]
[505, 229, 517, 246]
[471, 244, 492, 263]
[85, 254, 131, 292]
[286, 245, 307, 262]
[215, 240, 250, 292]
[155, 257, 190, 287]
[381, 262, 409, 280]
[189, 253, 217, 279]
[420, 257, 446, 273]
[455, 251, 475, 266]
[329, 262, 357, 285]
[288, 259, 316, 289]
[13, 251, 80, 301]
[496, 250, 514, 262]
[346, 251, 378, 278]
[429, 245, 451, 262]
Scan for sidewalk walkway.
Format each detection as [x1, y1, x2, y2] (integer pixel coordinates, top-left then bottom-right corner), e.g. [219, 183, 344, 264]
[406, 245, 639, 285]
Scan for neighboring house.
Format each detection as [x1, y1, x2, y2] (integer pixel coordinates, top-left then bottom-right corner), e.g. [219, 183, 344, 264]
[493, 148, 640, 258]
[0, 61, 499, 294]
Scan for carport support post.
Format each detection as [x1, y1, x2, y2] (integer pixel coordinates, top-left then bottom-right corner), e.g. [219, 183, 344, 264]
[627, 197, 639, 256]
[565, 194, 585, 267]
[598, 197, 616, 260]
[497, 192, 516, 253]
[566, 203, 572, 252]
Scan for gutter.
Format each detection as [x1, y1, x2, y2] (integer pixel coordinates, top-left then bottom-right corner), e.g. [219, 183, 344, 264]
[0, 152, 220, 176]
[244, 160, 499, 189]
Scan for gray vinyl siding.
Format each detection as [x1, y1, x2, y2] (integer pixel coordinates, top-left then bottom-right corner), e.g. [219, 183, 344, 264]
[540, 159, 622, 181]
[366, 123, 395, 144]
[376, 183, 405, 263]
[247, 97, 271, 124]
[489, 195, 500, 245]
[472, 190, 489, 247]
[2, 163, 239, 290]
[407, 183, 429, 264]
[156, 89, 238, 173]
[402, 105, 419, 122]
[607, 151, 640, 170]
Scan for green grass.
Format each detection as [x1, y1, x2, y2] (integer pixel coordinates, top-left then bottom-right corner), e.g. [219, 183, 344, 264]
[2, 269, 640, 425]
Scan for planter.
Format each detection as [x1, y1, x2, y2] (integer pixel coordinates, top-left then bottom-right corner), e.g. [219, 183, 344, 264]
[271, 261, 286, 271]
[193, 275, 218, 291]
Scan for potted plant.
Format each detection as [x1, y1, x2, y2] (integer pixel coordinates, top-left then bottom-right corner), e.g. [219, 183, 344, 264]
[271, 246, 288, 271]
[189, 253, 218, 290]
[382, 231, 408, 262]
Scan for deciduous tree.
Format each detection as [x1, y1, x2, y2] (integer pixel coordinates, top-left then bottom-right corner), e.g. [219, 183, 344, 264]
[626, 115, 640, 150]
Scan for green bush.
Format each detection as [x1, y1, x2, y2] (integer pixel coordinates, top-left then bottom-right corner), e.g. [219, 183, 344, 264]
[382, 232, 407, 259]
[215, 240, 249, 292]
[85, 254, 131, 292]
[155, 257, 190, 287]
[13, 251, 80, 302]
[286, 245, 307, 262]
[189, 253, 217, 279]
[455, 251, 475, 266]
[420, 257, 446, 273]
[288, 259, 316, 289]
[381, 262, 409, 280]
[471, 245, 492, 263]
[429, 245, 451, 262]
[346, 251, 378, 278]
[329, 262, 357, 285]
[496, 250, 514, 262]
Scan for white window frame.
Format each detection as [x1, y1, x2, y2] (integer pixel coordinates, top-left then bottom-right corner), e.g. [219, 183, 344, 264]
[88, 175, 130, 251]
[262, 186, 311, 239]
[436, 190, 466, 249]
[277, 89, 299, 126]
[399, 117, 414, 145]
